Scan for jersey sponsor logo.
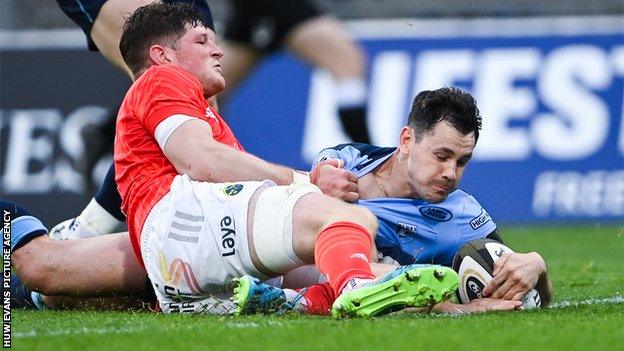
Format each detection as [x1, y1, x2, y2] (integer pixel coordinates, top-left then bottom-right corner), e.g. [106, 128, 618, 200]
[220, 216, 236, 257]
[161, 284, 198, 313]
[157, 252, 203, 294]
[470, 210, 492, 230]
[396, 221, 418, 239]
[419, 206, 453, 222]
[223, 184, 243, 196]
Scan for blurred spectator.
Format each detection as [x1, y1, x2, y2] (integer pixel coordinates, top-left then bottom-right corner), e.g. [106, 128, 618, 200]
[220, 0, 372, 143]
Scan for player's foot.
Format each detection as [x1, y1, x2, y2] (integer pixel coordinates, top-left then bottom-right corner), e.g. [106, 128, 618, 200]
[232, 275, 304, 315]
[331, 264, 459, 318]
[10, 274, 36, 309]
[49, 217, 85, 241]
[49, 216, 108, 241]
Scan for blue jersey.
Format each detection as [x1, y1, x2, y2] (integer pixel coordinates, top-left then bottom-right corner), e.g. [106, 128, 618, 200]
[313, 143, 497, 266]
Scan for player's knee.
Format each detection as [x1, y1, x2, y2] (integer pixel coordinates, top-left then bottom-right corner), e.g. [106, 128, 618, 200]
[325, 203, 378, 240]
[12, 239, 58, 294]
[13, 254, 53, 294]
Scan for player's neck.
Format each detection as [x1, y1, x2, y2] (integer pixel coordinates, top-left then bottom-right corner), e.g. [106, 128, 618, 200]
[371, 152, 413, 198]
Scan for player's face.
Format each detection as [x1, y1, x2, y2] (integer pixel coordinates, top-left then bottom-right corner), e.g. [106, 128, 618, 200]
[399, 121, 475, 203]
[169, 26, 225, 97]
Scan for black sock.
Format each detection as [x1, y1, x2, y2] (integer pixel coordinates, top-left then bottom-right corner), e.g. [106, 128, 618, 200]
[94, 163, 126, 222]
[338, 106, 371, 144]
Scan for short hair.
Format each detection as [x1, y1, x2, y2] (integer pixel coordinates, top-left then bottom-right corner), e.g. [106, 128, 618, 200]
[119, 2, 211, 76]
[407, 87, 482, 143]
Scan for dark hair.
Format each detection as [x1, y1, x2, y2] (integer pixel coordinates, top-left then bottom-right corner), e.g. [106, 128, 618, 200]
[119, 2, 211, 76]
[407, 87, 482, 143]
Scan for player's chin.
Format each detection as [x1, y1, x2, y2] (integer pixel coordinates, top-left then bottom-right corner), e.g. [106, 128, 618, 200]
[206, 77, 226, 95]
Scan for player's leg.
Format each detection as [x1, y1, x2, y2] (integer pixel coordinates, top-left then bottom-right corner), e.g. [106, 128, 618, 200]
[12, 233, 148, 297]
[218, 0, 261, 101]
[286, 16, 365, 81]
[57, 0, 153, 79]
[90, 0, 217, 78]
[89, 0, 155, 78]
[51, 164, 125, 240]
[285, 15, 371, 143]
[248, 184, 458, 317]
[233, 262, 400, 315]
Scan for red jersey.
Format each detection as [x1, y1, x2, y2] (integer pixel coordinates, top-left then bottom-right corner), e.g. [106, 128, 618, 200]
[114, 64, 243, 266]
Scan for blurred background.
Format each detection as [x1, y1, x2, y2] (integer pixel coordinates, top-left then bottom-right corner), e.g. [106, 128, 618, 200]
[1, 0, 622, 227]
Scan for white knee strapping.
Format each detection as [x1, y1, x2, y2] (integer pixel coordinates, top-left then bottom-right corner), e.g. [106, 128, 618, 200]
[252, 182, 321, 274]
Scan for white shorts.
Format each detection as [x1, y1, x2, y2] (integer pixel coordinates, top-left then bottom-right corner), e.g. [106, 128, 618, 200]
[141, 174, 319, 314]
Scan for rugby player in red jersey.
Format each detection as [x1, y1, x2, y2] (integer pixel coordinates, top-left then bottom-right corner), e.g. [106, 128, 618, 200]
[11, 2, 457, 317]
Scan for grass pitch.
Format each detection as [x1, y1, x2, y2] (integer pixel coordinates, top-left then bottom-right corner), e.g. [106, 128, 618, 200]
[10, 225, 624, 351]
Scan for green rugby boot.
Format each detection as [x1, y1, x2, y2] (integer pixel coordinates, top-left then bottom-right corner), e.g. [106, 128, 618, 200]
[232, 275, 305, 315]
[331, 264, 458, 318]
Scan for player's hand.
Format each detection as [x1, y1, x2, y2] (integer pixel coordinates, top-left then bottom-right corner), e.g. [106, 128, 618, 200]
[432, 299, 522, 314]
[482, 252, 546, 301]
[311, 159, 359, 202]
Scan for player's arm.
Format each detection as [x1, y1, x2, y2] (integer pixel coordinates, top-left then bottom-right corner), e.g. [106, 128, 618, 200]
[432, 298, 521, 314]
[163, 118, 295, 185]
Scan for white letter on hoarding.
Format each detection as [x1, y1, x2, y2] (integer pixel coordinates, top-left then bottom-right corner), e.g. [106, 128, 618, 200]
[55, 106, 109, 192]
[611, 46, 624, 156]
[301, 70, 345, 163]
[533, 45, 610, 160]
[367, 51, 411, 146]
[2, 110, 61, 193]
[473, 48, 540, 160]
[413, 49, 474, 92]
[603, 170, 624, 216]
[532, 171, 557, 217]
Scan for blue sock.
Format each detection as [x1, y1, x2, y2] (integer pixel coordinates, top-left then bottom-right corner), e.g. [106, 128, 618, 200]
[94, 164, 126, 222]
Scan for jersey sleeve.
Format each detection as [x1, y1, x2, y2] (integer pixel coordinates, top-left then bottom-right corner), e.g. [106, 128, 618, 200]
[133, 65, 206, 136]
[457, 192, 497, 240]
[311, 143, 395, 177]
[312, 144, 359, 170]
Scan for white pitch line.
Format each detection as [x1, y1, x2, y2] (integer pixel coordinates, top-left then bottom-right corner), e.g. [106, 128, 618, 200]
[13, 297, 623, 338]
[548, 295, 624, 309]
[13, 319, 284, 339]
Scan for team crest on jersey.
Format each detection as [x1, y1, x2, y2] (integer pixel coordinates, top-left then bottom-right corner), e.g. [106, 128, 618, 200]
[470, 209, 492, 230]
[223, 184, 243, 196]
[419, 206, 453, 222]
[396, 221, 418, 240]
[205, 107, 217, 120]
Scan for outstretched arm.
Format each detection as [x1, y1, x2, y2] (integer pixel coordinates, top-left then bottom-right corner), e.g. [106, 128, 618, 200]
[432, 298, 522, 314]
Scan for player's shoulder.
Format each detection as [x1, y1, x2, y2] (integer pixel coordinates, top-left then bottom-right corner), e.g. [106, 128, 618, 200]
[328, 143, 396, 157]
[446, 189, 481, 205]
[316, 143, 395, 165]
[444, 189, 494, 229]
[315, 143, 396, 175]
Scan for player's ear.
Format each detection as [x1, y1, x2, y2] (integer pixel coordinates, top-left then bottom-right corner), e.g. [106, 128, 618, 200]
[148, 44, 172, 66]
[398, 126, 414, 155]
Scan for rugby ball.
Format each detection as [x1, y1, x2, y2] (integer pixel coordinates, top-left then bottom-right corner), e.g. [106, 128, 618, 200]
[451, 238, 541, 309]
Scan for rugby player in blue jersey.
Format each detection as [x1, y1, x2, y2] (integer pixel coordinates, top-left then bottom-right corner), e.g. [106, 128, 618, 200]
[232, 87, 552, 315]
[10, 87, 550, 315]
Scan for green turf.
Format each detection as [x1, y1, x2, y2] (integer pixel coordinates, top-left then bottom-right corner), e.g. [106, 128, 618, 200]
[9, 225, 624, 351]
